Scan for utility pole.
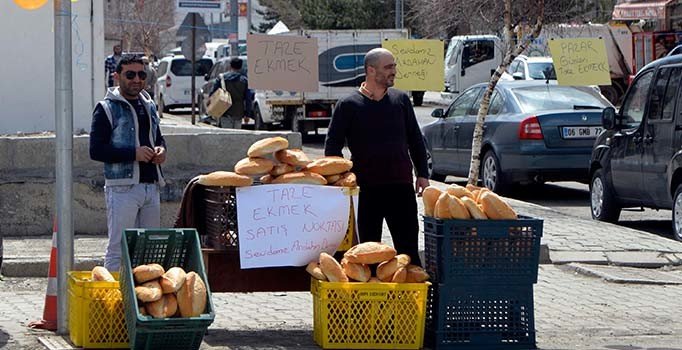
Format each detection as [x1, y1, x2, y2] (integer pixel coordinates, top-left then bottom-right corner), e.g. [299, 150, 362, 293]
[230, 0, 239, 56]
[395, 0, 403, 29]
[54, 0, 74, 335]
[191, 13, 197, 125]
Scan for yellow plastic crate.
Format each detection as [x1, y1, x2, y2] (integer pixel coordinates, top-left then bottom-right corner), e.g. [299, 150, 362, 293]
[68, 271, 128, 349]
[311, 279, 430, 349]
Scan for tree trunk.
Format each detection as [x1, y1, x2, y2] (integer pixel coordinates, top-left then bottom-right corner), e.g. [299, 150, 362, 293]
[467, 0, 545, 186]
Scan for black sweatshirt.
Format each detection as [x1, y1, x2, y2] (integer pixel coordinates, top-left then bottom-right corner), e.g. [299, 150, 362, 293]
[324, 89, 429, 187]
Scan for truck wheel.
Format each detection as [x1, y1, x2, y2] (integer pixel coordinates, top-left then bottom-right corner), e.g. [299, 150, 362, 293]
[673, 185, 682, 241]
[412, 91, 425, 107]
[599, 85, 621, 106]
[590, 169, 621, 223]
[254, 107, 269, 130]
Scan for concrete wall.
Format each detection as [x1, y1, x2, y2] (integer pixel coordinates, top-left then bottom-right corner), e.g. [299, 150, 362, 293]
[0, 1, 105, 134]
[0, 131, 301, 237]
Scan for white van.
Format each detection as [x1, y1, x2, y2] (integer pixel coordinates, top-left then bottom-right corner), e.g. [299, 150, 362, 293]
[443, 35, 503, 94]
[154, 55, 214, 112]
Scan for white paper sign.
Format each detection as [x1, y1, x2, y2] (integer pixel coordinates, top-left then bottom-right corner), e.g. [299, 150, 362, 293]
[236, 184, 351, 269]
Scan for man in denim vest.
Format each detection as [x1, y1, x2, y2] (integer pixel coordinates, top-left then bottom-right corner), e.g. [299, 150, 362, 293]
[90, 55, 167, 271]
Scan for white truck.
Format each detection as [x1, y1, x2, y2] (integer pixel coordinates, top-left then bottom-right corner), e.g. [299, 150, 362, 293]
[443, 35, 505, 95]
[251, 29, 410, 134]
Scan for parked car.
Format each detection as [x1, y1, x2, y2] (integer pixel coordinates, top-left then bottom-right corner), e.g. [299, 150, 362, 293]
[589, 54, 682, 240]
[198, 56, 248, 122]
[422, 80, 613, 192]
[500, 55, 557, 81]
[154, 55, 213, 113]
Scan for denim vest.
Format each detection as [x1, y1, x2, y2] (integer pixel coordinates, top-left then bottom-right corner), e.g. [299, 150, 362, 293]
[98, 96, 165, 187]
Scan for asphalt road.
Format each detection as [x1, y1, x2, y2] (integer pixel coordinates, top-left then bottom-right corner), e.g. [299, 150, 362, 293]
[168, 104, 677, 242]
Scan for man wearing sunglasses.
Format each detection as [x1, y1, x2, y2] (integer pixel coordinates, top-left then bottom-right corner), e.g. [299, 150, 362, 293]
[89, 55, 167, 272]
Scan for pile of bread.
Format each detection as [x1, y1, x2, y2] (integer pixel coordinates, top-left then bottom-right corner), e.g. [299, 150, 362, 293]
[92, 264, 208, 319]
[422, 184, 517, 220]
[305, 242, 429, 283]
[196, 136, 357, 188]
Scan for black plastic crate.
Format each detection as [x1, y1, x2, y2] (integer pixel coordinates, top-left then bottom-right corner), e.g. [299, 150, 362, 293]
[425, 284, 536, 350]
[423, 216, 542, 285]
[121, 229, 215, 350]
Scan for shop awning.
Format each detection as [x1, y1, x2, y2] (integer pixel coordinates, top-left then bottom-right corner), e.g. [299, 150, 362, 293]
[612, 0, 673, 20]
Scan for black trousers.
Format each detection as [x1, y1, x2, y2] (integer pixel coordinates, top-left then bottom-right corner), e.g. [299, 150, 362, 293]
[357, 183, 422, 267]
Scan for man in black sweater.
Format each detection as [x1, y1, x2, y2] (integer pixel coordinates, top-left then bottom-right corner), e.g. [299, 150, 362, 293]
[325, 48, 430, 266]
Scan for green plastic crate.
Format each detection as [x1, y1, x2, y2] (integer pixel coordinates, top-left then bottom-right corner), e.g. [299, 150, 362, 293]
[120, 228, 215, 350]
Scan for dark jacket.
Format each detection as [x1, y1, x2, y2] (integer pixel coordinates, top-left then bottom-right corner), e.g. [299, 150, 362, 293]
[211, 71, 252, 119]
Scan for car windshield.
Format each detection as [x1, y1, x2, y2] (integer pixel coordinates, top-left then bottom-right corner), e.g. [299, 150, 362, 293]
[170, 58, 213, 76]
[512, 85, 611, 113]
[528, 62, 556, 80]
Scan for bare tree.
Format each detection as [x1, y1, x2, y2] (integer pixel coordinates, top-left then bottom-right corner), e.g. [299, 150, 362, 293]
[467, 0, 544, 185]
[107, 0, 175, 56]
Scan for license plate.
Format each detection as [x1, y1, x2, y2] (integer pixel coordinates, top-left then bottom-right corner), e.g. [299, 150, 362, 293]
[561, 126, 603, 139]
[184, 89, 191, 95]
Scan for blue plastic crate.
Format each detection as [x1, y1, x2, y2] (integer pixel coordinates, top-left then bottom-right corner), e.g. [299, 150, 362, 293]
[423, 216, 542, 285]
[120, 228, 215, 350]
[425, 283, 536, 350]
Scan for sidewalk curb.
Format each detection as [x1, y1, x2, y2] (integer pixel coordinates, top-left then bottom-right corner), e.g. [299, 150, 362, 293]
[1, 257, 103, 277]
[561, 263, 682, 285]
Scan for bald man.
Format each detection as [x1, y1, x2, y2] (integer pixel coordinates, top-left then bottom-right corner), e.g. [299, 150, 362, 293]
[325, 48, 430, 266]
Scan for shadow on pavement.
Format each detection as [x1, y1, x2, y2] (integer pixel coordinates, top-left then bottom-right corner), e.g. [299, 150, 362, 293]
[203, 329, 318, 349]
[0, 328, 8, 348]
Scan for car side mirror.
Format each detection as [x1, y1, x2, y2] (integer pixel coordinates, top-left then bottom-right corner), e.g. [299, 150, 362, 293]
[431, 108, 445, 118]
[601, 107, 617, 130]
[204, 74, 210, 81]
[512, 72, 524, 80]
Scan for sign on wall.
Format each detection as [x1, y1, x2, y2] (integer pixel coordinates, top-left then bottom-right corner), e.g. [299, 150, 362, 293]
[549, 38, 611, 86]
[236, 184, 350, 269]
[247, 33, 319, 92]
[382, 39, 444, 91]
[176, 0, 224, 14]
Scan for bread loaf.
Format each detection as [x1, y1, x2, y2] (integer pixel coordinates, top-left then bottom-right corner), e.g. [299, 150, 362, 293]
[391, 266, 407, 283]
[319, 252, 348, 282]
[139, 305, 147, 316]
[133, 264, 165, 284]
[270, 163, 295, 176]
[449, 195, 471, 219]
[343, 242, 397, 264]
[405, 264, 430, 283]
[433, 192, 453, 219]
[146, 293, 178, 319]
[332, 172, 357, 187]
[460, 196, 488, 219]
[479, 191, 517, 220]
[91, 266, 115, 282]
[275, 148, 311, 167]
[305, 156, 353, 176]
[466, 184, 485, 192]
[377, 254, 411, 282]
[305, 261, 327, 281]
[475, 188, 490, 203]
[177, 272, 208, 317]
[447, 184, 474, 199]
[160, 267, 187, 294]
[247, 136, 289, 157]
[234, 157, 275, 175]
[197, 171, 253, 187]
[260, 174, 274, 184]
[422, 186, 442, 217]
[368, 277, 381, 283]
[272, 171, 327, 185]
[340, 258, 371, 282]
[135, 280, 163, 303]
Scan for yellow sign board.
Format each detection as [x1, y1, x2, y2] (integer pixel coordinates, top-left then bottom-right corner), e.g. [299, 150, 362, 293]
[548, 38, 611, 86]
[382, 39, 444, 91]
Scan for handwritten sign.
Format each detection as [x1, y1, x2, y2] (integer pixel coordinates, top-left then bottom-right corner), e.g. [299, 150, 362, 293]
[382, 39, 444, 91]
[247, 33, 319, 92]
[236, 184, 350, 269]
[548, 38, 611, 86]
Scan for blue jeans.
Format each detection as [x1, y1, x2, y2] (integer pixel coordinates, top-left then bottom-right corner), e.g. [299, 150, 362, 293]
[104, 183, 160, 271]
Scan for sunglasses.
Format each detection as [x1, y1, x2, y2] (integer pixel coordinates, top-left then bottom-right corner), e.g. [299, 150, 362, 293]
[123, 70, 148, 80]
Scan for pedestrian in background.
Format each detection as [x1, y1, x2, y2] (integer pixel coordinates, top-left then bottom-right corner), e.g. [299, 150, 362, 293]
[210, 57, 252, 129]
[324, 48, 430, 266]
[105, 44, 123, 88]
[141, 56, 157, 97]
[90, 55, 167, 271]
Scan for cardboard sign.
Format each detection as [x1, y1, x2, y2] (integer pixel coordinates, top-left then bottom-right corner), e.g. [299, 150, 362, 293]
[247, 33, 319, 92]
[236, 184, 350, 269]
[382, 39, 444, 91]
[548, 38, 611, 86]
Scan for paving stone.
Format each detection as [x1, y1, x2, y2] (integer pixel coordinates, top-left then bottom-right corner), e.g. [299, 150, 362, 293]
[549, 251, 608, 265]
[565, 263, 682, 284]
[605, 251, 672, 267]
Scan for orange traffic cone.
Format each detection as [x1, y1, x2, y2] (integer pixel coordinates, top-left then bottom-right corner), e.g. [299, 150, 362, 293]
[28, 219, 58, 330]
